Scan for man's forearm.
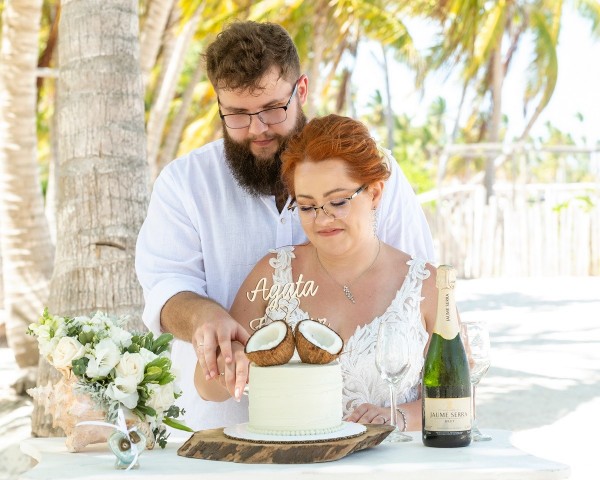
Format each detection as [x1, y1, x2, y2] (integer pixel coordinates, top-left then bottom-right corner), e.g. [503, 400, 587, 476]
[160, 291, 226, 342]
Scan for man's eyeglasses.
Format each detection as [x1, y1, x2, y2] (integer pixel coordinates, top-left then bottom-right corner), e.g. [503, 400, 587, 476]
[219, 80, 299, 129]
[288, 185, 367, 223]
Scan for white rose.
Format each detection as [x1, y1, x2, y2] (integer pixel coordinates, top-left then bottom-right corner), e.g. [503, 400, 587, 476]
[105, 376, 139, 410]
[115, 352, 145, 384]
[138, 347, 157, 365]
[50, 337, 86, 369]
[146, 383, 175, 414]
[85, 338, 121, 378]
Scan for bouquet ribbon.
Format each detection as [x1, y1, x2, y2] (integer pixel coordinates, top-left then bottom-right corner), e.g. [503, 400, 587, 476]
[76, 407, 142, 471]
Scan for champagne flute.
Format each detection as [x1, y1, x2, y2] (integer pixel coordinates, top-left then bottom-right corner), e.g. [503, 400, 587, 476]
[461, 318, 492, 441]
[375, 320, 413, 442]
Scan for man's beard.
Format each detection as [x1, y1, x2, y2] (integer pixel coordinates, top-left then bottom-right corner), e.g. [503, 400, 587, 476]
[223, 109, 307, 197]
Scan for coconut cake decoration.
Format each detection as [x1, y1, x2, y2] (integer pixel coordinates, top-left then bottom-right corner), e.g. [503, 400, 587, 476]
[294, 320, 343, 364]
[245, 320, 295, 367]
[244, 261, 345, 367]
[245, 318, 343, 367]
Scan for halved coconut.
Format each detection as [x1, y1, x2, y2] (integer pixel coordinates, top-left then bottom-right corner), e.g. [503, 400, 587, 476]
[245, 320, 295, 366]
[294, 319, 344, 364]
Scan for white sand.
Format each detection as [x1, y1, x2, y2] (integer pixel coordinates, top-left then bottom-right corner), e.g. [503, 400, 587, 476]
[459, 276, 600, 480]
[1, 275, 598, 479]
[0, 341, 36, 480]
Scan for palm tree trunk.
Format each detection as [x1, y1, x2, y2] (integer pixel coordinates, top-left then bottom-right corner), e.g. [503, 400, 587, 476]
[451, 81, 469, 142]
[381, 46, 395, 151]
[140, 0, 175, 87]
[149, 6, 180, 108]
[484, 45, 504, 203]
[31, 0, 149, 436]
[157, 58, 204, 170]
[146, 6, 201, 180]
[306, 0, 329, 119]
[0, 0, 52, 384]
[44, 92, 59, 245]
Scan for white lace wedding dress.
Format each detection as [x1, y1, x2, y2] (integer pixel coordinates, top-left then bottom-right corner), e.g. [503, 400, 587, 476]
[264, 246, 430, 417]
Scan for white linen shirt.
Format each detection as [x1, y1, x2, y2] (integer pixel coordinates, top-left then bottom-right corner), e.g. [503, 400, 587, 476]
[135, 138, 434, 431]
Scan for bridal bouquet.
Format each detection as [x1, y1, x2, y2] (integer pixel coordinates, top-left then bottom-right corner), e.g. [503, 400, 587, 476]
[28, 309, 191, 447]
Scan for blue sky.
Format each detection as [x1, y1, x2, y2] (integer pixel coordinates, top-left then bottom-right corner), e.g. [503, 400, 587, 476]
[354, 8, 600, 147]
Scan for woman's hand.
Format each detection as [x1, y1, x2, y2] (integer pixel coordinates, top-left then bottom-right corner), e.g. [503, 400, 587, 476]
[218, 341, 250, 401]
[345, 403, 391, 425]
[194, 341, 249, 402]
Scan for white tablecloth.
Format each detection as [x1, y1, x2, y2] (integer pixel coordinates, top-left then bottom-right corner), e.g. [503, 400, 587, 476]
[19, 429, 570, 480]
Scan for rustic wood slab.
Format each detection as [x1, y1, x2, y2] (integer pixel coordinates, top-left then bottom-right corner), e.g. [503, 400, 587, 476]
[177, 424, 394, 464]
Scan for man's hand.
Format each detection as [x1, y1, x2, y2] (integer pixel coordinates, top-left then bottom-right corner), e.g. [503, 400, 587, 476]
[192, 308, 250, 400]
[160, 291, 251, 401]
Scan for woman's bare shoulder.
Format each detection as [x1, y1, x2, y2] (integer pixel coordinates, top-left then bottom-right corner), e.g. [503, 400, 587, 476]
[252, 251, 277, 275]
[287, 242, 313, 268]
[382, 242, 414, 268]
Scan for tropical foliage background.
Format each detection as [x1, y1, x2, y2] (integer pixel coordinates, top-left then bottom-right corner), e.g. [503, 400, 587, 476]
[0, 0, 599, 434]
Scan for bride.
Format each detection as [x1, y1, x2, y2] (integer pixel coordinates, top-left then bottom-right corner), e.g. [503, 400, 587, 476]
[195, 114, 439, 431]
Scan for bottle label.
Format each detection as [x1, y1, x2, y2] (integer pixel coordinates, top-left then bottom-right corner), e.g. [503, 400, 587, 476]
[434, 291, 460, 340]
[424, 397, 471, 431]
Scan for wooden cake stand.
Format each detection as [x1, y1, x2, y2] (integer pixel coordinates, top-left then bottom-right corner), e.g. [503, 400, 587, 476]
[177, 424, 394, 464]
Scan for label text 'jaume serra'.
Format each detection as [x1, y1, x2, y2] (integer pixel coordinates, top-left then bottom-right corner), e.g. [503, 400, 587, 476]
[429, 411, 469, 418]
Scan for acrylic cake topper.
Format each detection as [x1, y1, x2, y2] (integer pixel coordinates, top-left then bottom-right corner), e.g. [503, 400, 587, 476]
[244, 273, 343, 366]
[247, 273, 321, 331]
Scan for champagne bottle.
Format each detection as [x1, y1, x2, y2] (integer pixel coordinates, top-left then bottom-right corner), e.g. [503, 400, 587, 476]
[422, 265, 472, 447]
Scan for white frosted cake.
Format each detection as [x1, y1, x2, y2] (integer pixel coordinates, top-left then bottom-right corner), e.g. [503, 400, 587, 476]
[247, 362, 343, 435]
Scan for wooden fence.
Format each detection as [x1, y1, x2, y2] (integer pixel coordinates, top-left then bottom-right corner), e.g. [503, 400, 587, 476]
[421, 183, 600, 278]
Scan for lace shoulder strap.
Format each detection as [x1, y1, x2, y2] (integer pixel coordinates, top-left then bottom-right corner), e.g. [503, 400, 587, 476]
[268, 246, 295, 287]
[407, 257, 430, 284]
[392, 257, 429, 314]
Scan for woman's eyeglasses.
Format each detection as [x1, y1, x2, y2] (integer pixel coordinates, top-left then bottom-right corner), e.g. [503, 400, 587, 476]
[288, 185, 366, 223]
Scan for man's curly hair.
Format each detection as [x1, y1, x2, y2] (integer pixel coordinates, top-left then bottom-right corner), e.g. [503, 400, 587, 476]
[203, 21, 301, 92]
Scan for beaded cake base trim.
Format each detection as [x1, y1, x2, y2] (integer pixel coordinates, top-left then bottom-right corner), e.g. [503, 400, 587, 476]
[247, 422, 344, 436]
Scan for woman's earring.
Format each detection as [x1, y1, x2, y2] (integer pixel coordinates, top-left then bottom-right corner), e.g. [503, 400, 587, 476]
[372, 207, 378, 237]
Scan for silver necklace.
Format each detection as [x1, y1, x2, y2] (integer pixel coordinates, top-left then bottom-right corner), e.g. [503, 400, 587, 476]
[315, 240, 381, 304]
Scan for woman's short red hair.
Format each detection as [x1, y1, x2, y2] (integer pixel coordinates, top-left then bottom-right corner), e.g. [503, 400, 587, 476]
[281, 114, 390, 198]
